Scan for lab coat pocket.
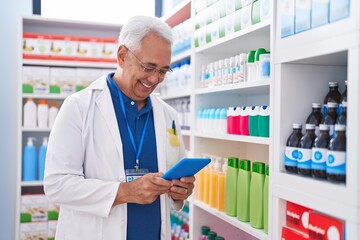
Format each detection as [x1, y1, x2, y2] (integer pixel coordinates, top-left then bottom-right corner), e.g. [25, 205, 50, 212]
[166, 128, 180, 169]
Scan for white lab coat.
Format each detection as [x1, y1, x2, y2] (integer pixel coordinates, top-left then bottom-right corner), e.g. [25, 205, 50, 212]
[44, 75, 186, 240]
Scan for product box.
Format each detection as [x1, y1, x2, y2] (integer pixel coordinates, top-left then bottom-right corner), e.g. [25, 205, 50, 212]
[311, 0, 329, 28]
[206, 21, 220, 43]
[195, 9, 208, 30]
[234, 9, 242, 32]
[22, 66, 50, 94]
[21, 195, 48, 223]
[241, 3, 253, 29]
[242, 0, 253, 7]
[76, 36, 103, 61]
[295, 0, 312, 33]
[224, 13, 235, 36]
[252, 0, 261, 25]
[49, 35, 77, 60]
[281, 0, 296, 38]
[282, 226, 309, 240]
[308, 212, 345, 240]
[101, 38, 118, 62]
[50, 67, 77, 94]
[286, 201, 313, 234]
[23, 33, 51, 59]
[195, 0, 207, 13]
[211, 1, 221, 22]
[260, 0, 272, 21]
[225, 0, 236, 15]
[235, 0, 242, 10]
[48, 203, 60, 221]
[76, 68, 103, 92]
[219, 0, 227, 18]
[47, 220, 58, 240]
[20, 222, 47, 240]
[329, 0, 350, 22]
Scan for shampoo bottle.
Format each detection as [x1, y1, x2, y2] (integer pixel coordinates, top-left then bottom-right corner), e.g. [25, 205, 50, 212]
[22, 137, 37, 181]
[203, 157, 214, 204]
[263, 165, 269, 234]
[225, 157, 239, 217]
[217, 158, 227, 212]
[38, 137, 48, 181]
[23, 98, 37, 127]
[49, 100, 59, 128]
[209, 157, 222, 208]
[37, 99, 49, 128]
[237, 159, 251, 222]
[250, 161, 265, 229]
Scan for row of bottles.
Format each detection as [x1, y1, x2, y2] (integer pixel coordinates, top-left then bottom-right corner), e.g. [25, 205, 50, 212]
[167, 97, 191, 130]
[199, 226, 225, 240]
[23, 137, 48, 181]
[170, 202, 189, 240]
[171, 18, 192, 56]
[196, 155, 269, 233]
[23, 98, 59, 128]
[199, 48, 271, 89]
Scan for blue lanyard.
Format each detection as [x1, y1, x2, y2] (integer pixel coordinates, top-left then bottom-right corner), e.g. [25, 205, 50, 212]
[109, 79, 151, 171]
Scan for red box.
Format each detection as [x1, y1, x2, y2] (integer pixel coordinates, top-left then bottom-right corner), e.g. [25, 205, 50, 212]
[286, 201, 312, 234]
[308, 212, 345, 240]
[282, 226, 309, 240]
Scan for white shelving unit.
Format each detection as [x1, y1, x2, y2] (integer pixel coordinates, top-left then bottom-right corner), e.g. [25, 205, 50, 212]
[16, 15, 120, 240]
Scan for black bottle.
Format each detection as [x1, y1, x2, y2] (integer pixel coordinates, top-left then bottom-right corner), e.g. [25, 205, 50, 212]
[311, 124, 331, 179]
[327, 124, 346, 183]
[298, 124, 316, 176]
[340, 80, 347, 105]
[323, 82, 341, 114]
[284, 123, 303, 173]
[336, 101, 347, 126]
[306, 103, 323, 136]
[321, 102, 338, 138]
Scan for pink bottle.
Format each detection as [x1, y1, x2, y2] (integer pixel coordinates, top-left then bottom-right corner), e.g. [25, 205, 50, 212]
[227, 107, 241, 134]
[240, 106, 250, 135]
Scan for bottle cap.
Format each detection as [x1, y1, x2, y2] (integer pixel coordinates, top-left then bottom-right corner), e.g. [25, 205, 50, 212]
[312, 103, 321, 108]
[208, 231, 217, 239]
[247, 50, 256, 63]
[335, 124, 346, 131]
[255, 48, 267, 61]
[292, 123, 302, 129]
[345, 80, 347, 85]
[329, 82, 338, 87]
[51, 100, 57, 108]
[341, 102, 347, 108]
[227, 157, 239, 168]
[319, 124, 330, 131]
[215, 237, 225, 240]
[252, 162, 265, 174]
[239, 159, 251, 171]
[201, 226, 210, 235]
[265, 165, 269, 176]
[38, 99, 48, 105]
[305, 124, 316, 130]
[327, 102, 338, 108]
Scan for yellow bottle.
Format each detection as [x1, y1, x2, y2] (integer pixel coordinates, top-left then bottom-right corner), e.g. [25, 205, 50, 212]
[203, 157, 214, 204]
[196, 168, 204, 201]
[217, 158, 228, 212]
[209, 157, 222, 208]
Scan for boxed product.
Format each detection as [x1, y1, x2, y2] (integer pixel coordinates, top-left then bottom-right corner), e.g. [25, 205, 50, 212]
[286, 201, 312, 234]
[101, 38, 118, 62]
[23, 33, 51, 59]
[260, 0, 272, 21]
[224, 13, 235, 36]
[50, 67, 77, 94]
[21, 195, 48, 223]
[49, 35, 77, 60]
[47, 220, 58, 240]
[48, 203, 60, 221]
[295, 0, 312, 33]
[20, 222, 47, 240]
[225, 0, 236, 15]
[210, 1, 221, 23]
[241, 3, 253, 29]
[22, 66, 50, 94]
[311, 0, 330, 28]
[76, 36, 103, 61]
[281, 0, 296, 38]
[252, 0, 261, 25]
[206, 21, 220, 43]
[76, 68, 103, 92]
[282, 226, 309, 240]
[241, 0, 253, 7]
[234, 9, 242, 32]
[329, 0, 350, 22]
[308, 212, 345, 240]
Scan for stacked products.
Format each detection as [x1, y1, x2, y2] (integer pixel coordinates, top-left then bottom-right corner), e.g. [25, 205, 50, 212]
[22, 137, 48, 181]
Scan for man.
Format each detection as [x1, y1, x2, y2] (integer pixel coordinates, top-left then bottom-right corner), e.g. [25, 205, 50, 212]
[44, 15, 195, 240]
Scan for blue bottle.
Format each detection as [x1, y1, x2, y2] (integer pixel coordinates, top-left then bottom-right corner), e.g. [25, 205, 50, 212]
[23, 137, 37, 181]
[38, 137, 48, 181]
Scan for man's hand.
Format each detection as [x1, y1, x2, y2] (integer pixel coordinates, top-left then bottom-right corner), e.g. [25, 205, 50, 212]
[168, 176, 195, 201]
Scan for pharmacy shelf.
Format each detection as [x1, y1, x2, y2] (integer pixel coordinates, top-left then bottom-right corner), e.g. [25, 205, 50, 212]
[22, 59, 117, 69]
[171, 49, 191, 63]
[22, 127, 51, 132]
[22, 93, 69, 100]
[160, 90, 191, 100]
[195, 20, 271, 54]
[21, 181, 43, 187]
[194, 200, 268, 240]
[161, 0, 191, 27]
[194, 132, 270, 145]
[195, 79, 270, 96]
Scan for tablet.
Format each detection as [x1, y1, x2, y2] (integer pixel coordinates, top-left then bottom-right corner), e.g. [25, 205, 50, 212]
[162, 158, 211, 180]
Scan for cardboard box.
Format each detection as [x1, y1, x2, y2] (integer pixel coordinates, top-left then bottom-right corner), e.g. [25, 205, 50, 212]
[20, 222, 47, 240]
[76, 36, 103, 62]
[49, 35, 77, 60]
[282, 226, 309, 240]
[21, 195, 48, 223]
[50, 67, 76, 94]
[47, 220, 58, 240]
[23, 33, 51, 59]
[101, 38, 118, 62]
[22, 66, 50, 94]
[260, 0, 272, 21]
[48, 203, 60, 221]
[281, 0, 296, 38]
[241, 3, 253, 29]
[76, 68, 103, 92]
[308, 212, 345, 240]
[295, 0, 312, 33]
[286, 201, 312, 234]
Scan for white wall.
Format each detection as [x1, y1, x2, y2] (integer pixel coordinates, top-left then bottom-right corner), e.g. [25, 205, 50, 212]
[0, 0, 32, 239]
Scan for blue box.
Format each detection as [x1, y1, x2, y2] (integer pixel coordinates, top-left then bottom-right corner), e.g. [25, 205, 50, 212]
[295, 0, 312, 33]
[281, 0, 295, 38]
[329, 0, 350, 22]
[312, 0, 329, 28]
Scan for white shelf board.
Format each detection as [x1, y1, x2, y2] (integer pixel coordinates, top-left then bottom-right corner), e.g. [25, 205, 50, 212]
[22, 127, 51, 132]
[23, 59, 117, 69]
[195, 20, 271, 54]
[161, 0, 191, 27]
[171, 49, 191, 63]
[21, 181, 43, 187]
[195, 79, 270, 96]
[22, 93, 69, 99]
[160, 91, 191, 100]
[194, 132, 270, 145]
[194, 200, 268, 240]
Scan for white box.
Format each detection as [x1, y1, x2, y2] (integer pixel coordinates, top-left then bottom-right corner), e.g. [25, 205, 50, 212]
[295, 0, 312, 33]
[22, 66, 50, 94]
[329, 0, 350, 22]
[20, 222, 47, 240]
[260, 0, 272, 21]
[21, 195, 48, 223]
[225, 13, 235, 36]
[241, 4, 253, 29]
[50, 67, 77, 94]
[48, 220, 58, 239]
[49, 35, 77, 59]
[312, 0, 329, 28]
[76, 37, 103, 60]
[225, 0, 236, 15]
[23, 33, 51, 59]
[76, 68, 103, 91]
[281, 0, 296, 38]
[101, 38, 118, 61]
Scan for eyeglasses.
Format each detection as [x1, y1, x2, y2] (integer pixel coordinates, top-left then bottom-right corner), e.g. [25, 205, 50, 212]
[125, 47, 172, 80]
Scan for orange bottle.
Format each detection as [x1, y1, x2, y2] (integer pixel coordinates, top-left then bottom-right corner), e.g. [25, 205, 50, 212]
[203, 158, 213, 204]
[217, 158, 227, 212]
[209, 157, 222, 208]
[196, 168, 204, 201]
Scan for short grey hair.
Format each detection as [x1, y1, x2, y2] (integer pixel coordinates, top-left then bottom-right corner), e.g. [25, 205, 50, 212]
[118, 15, 173, 50]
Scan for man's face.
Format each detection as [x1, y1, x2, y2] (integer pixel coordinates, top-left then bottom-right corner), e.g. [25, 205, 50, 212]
[120, 33, 171, 102]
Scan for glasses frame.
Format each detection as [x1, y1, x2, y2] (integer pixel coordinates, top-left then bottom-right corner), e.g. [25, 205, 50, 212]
[125, 46, 172, 80]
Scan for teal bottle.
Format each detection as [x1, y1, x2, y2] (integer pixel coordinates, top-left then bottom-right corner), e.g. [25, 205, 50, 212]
[263, 165, 269, 234]
[258, 105, 270, 137]
[248, 106, 260, 136]
[237, 159, 251, 222]
[250, 162, 265, 229]
[225, 157, 239, 217]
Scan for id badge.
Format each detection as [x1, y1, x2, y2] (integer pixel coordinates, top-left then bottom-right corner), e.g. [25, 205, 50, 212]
[125, 169, 149, 182]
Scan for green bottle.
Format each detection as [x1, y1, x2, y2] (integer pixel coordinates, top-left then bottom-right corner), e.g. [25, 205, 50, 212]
[208, 231, 217, 240]
[263, 165, 269, 234]
[237, 159, 251, 222]
[225, 157, 239, 217]
[250, 162, 265, 229]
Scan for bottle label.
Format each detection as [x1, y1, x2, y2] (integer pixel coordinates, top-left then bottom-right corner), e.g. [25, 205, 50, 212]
[315, 126, 320, 136]
[311, 148, 327, 170]
[284, 147, 298, 167]
[326, 150, 346, 175]
[329, 125, 335, 138]
[298, 148, 312, 169]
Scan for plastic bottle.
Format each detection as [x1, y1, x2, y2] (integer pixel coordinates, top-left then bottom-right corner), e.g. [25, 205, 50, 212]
[37, 99, 49, 128]
[227, 107, 241, 135]
[239, 106, 250, 135]
[259, 53, 271, 81]
[225, 157, 239, 217]
[197, 109, 204, 133]
[200, 226, 210, 240]
[217, 158, 227, 212]
[207, 231, 217, 240]
[203, 157, 214, 204]
[323, 81, 341, 114]
[200, 65, 206, 88]
[228, 56, 235, 84]
[48, 100, 59, 128]
[298, 124, 316, 176]
[258, 105, 270, 137]
[246, 50, 256, 82]
[219, 108, 228, 134]
[38, 137, 48, 180]
[237, 159, 251, 222]
[311, 124, 331, 179]
[306, 103, 323, 136]
[22, 137, 37, 181]
[284, 123, 303, 173]
[255, 48, 267, 81]
[263, 165, 269, 234]
[336, 101, 347, 125]
[217, 60, 224, 86]
[248, 106, 260, 136]
[327, 124, 346, 183]
[214, 108, 221, 134]
[322, 102, 338, 138]
[222, 58, 229, 85]
[214, 237, 224, 240]
[209, 157, 222, 208]
[23, 98, 37, 127]
[232, 55, 239, 84]
[239, 53, 247, 82]
[250, 162, 265, 229]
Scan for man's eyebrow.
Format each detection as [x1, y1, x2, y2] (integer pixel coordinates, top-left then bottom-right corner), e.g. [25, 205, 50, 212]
[143, 62, 171, 70]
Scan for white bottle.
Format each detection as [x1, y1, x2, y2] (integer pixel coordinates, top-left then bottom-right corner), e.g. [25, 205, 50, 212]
[49, 100, 59, 128]
[23, 98, 37, 127]
[37, 99, 49, 128]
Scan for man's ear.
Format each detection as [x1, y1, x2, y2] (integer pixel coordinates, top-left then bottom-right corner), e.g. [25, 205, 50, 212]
[117, 45, 127, 67]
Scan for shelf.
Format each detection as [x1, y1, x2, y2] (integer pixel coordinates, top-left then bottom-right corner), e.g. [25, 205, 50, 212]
[23, 59, 117, 69]
[21, 181, 43, 187]
[194, 132, 270, 145]
[160, 90, 191, 100]
[171, 49, 191, 63]
[194, 200, 268, 240]
[22, 93, 69, 99]
[161, 0, 191, 27]
[195, 79, 270, 96]
[22, 127, 51, 132]
[181, 130, 191, 136]
[195, 20, 271, 54]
